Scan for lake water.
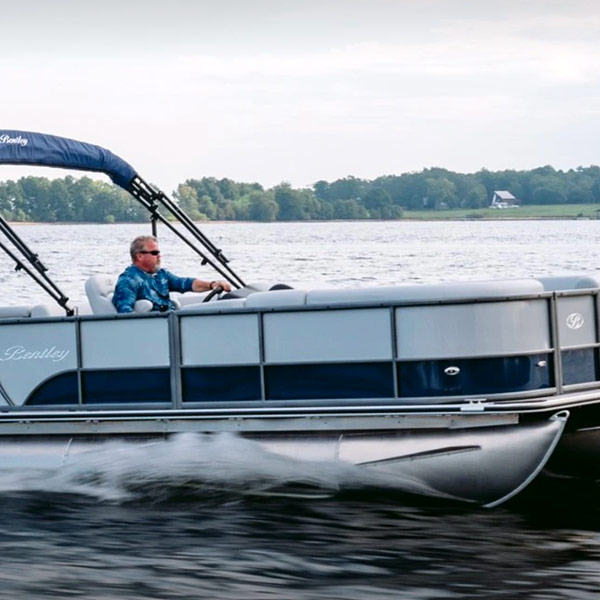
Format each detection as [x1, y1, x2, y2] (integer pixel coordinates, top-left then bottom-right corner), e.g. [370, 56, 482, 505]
[1, 219, 599, 305]
[0, 219, 599, 599]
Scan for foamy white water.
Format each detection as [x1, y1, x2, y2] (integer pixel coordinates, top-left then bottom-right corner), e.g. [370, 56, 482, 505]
[0, 433, 445, 502]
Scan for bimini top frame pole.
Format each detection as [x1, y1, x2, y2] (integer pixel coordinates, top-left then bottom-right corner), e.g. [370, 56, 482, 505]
[0, 212, 74, 315]
[129, 177, 245, 288]
[0, 130, 246, 306]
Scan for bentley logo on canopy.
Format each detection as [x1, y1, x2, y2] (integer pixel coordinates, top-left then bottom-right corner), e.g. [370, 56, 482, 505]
[0, 134, 28, 146]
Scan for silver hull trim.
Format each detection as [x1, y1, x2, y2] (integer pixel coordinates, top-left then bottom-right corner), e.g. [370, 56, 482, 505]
[253, 412, 568, 507]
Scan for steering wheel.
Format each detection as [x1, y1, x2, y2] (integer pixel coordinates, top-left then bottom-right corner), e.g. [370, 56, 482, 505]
[203, 285, 224, 303]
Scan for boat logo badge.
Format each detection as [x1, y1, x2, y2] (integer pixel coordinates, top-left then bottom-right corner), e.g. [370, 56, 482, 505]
[0, 134, 28, 147]
[566, 312, 584, 330]
[0, 345, 70, 362]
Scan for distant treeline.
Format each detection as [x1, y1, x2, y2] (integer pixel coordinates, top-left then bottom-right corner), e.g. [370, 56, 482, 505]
[0, 176, 147, 223]
[1, 165, 600, 222]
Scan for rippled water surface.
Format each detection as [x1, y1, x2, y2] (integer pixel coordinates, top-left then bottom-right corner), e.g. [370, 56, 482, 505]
[1, 219, 599, 304]
[2, 483, 600, 599]
[0, 219, 599, 599]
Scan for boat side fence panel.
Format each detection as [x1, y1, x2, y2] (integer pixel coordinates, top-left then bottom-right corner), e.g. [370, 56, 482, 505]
[555, 293, 599, 388]
[0, 321, 77, 406]
[179, 313, 262, 403]
[180, 314, 260, 366]
[79, 317, 172, 405]
[3, 288, 600, 409]
[261, 309, 392, 363]
[261, 308, 394, 401]
[80, 319, 170, 369]
[394, 300, 550, 360]
[394, 299, 554, 399]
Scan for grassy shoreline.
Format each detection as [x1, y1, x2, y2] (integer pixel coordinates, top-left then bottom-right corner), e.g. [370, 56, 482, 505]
[402, 204, 600, 220]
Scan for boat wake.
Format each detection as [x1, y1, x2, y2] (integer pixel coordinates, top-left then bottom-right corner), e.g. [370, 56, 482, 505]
[0, 433, 450, 503]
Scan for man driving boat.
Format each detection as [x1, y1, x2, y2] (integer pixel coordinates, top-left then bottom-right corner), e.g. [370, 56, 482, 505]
[112, 235, 231, 313]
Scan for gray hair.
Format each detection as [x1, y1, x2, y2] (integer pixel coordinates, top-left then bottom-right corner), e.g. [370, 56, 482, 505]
[130, 235, 157, 261]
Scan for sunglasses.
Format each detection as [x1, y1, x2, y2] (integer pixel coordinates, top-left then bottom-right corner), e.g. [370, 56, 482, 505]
[139, 250, 161, 256]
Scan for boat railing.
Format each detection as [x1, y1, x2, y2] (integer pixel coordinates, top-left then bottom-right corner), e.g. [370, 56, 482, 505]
[0, 281, 598, 412]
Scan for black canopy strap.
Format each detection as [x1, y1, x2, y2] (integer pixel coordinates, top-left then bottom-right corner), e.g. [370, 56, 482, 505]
[0, 214, 74, 315]
[129, 177, 246, 289]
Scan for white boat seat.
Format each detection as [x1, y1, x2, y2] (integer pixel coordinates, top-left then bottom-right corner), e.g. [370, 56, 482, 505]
[306, 279, 545, 306]
[177, 298, 247, 313]
[85, 274, 154, 315]
[85, 274, 119, 315]
[30, 301, 93, 318]
[537, 274, 600, 291]
[173, 292, 208, 306]
[0, 306, 31, 319]
[31, 303, 67, 317]
[245, 290, 307, 308]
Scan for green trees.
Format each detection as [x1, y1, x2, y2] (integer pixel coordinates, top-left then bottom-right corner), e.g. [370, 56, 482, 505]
[248, 191, 278, 221]
[274, 183, 316, 220]
[0, 164, 599, 223]
[362, 187, 403, 218]
[174, 177, 265, 221]
[0, 176, 146, 223]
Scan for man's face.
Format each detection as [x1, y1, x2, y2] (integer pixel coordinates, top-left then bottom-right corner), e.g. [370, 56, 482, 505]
[136, 239, 161, 273]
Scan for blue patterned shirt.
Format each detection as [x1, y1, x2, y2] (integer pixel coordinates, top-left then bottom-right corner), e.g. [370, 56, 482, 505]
[112, 265, 195, 313]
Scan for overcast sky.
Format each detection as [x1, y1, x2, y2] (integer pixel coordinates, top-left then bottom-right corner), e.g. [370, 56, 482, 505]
[2, 0, 599, 193]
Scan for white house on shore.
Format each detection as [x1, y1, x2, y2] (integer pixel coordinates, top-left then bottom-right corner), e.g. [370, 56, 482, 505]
[491, 190, 519, 208]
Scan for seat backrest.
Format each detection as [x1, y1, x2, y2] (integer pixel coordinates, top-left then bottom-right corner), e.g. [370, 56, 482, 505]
[85, 274, 156, 315]
[85, 274, 118, 315]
